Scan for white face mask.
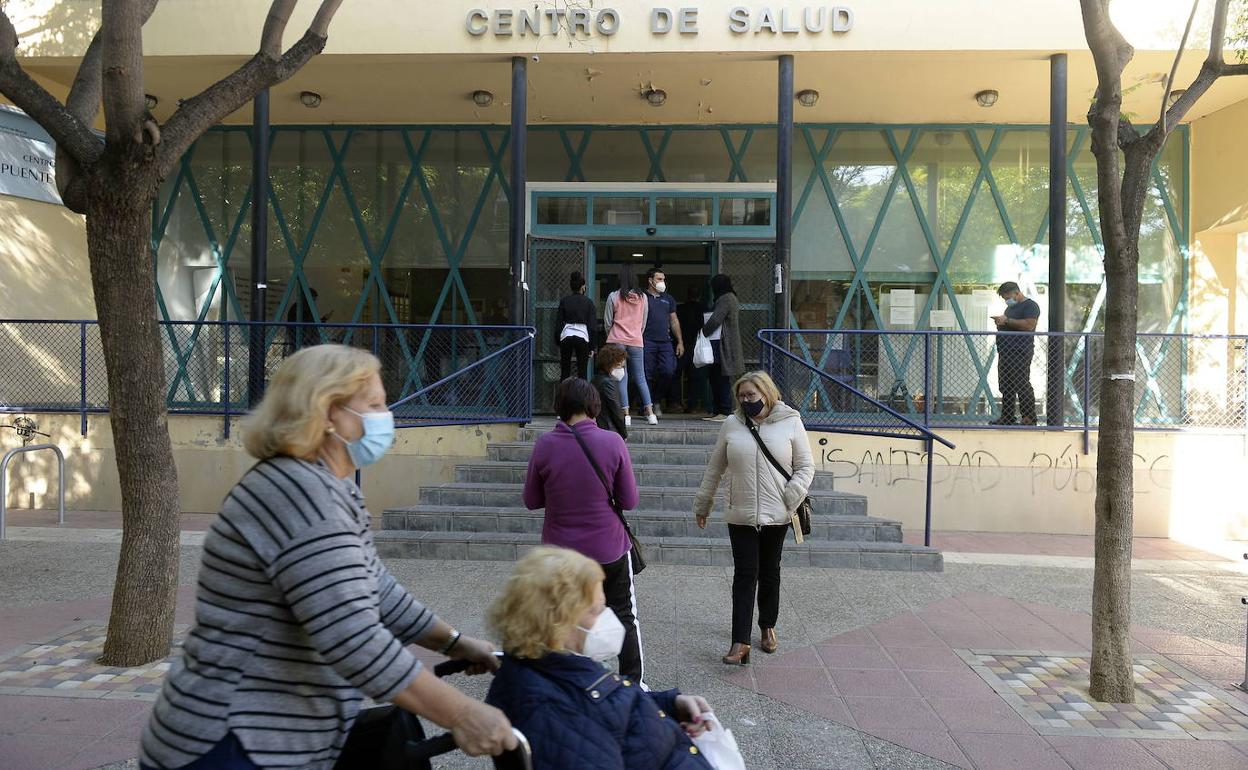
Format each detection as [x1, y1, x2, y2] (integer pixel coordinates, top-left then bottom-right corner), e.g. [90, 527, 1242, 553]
[575, 609, 626, 662]
[654, 281, 667, 294]
[610, 367, 626, 382]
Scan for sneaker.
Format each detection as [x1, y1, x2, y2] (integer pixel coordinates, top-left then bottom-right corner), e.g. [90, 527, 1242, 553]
[624, 415, 632, 428]
[702, 414, 728, 422]
[652, 405, 663, 418]
[646, 413, 658, 425]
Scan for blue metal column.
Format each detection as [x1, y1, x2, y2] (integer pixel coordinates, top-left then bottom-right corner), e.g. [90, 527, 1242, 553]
[1047, 54, 1068, 425]
[509, 57, 528, 325]
[776, 55, 794, 328]
[248, 89, 270, 406]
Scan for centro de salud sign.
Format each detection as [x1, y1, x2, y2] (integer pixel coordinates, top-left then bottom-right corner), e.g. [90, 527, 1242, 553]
[466, 6, 854, 37]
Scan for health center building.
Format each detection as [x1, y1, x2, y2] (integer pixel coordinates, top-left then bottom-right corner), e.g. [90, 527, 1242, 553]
[2, 1, 1247, 536]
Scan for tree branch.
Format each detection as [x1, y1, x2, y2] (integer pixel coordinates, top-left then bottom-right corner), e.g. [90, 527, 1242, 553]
[0, 8, 103, 167]
[101, 0, 150, 145]
[156, 0, 345, 179]
[261, 0, 299, 58]
[1159, 0, 1201, 135]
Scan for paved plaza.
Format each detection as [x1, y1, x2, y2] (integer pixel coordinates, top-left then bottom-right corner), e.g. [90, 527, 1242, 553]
[0, 519, 1246, 769]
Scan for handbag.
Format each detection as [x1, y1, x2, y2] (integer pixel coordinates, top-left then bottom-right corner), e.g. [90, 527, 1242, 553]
[693, 331, 714, 368]
[568, 425, 648, 574]
[744, 416, 813, 543]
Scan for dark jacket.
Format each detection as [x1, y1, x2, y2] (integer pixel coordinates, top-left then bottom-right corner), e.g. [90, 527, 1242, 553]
[594, 374, 628, 440]
[485, 654, 714, 770]
[702, 292, 743, 378]
[555, 293, 598, 348]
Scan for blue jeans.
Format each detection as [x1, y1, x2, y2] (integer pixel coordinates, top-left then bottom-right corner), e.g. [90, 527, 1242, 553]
[618, 344, 653, 411]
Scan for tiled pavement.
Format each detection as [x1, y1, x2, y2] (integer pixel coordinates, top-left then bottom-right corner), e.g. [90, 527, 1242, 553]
[722, 591, 1248, 768]
[1, 530, 1247, 769]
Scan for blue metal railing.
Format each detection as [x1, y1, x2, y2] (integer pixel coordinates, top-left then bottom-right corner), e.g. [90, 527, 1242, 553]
[759, 330, 955, 547]
[759, 329, 1248, 451]
[0, 320, 536, 437]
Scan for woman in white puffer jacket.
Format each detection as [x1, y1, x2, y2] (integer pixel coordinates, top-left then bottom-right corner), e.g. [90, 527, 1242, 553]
[693, 371, 814, 666]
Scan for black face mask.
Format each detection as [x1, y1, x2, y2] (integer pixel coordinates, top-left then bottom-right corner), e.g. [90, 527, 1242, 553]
[742, 400, 765, 418]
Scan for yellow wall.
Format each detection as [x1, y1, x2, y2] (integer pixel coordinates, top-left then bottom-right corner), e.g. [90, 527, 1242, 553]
[5, 415, 1244, 547]
[1191, 98, 1248, 337]
[1, 414, 519, 515]
[0, 194, 93, 319]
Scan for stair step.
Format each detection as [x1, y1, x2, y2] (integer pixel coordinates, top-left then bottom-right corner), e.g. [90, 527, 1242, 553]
[417, 482, 868, 516]
[374, 530, 942, 571]
[519, 423, 723, 446]
[382, 506, 900, 542]
[489, 442, 712, 466]
[456, 461, 839, 491]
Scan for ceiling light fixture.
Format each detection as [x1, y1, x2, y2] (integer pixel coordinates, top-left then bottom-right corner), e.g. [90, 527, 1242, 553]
[642, 88, 667, 107]
[632, 252, 644, 258]
[975, 89, 999, 108]
[795, 89, 819, 107]
[472, 89, 494, 108]
[144, 94, 159, 111]
[299, 90, 322, 108]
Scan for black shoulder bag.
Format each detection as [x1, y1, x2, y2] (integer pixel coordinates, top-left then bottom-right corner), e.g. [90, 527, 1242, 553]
[568, 427, 648, 574]
[745, 417, 813, 542]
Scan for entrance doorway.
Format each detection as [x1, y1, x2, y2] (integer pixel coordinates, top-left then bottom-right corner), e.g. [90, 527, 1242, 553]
[528, 237, 775, 413]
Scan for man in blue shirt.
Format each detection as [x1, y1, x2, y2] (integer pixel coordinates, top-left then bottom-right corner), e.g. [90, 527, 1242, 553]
[643, 268, 684, 416]
[990, 281, 1041, 425]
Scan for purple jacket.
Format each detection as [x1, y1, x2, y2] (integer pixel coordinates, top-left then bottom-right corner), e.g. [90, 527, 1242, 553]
[523, 420, 637, 564]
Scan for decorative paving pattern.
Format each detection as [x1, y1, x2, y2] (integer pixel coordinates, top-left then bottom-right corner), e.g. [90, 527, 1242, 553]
[0, 623, 184, 701]
[960, 650, 1248, 740]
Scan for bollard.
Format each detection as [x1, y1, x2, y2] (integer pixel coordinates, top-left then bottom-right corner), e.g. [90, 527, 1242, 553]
[0, 444, 65, 540]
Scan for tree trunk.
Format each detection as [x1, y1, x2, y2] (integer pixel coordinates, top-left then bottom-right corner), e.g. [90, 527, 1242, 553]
[1090, 235, 1138, 702]
[87, 166, 182, 667]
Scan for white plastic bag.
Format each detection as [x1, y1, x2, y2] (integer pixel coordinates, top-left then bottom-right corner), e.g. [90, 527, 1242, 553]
[693, 332, 714, 368]
[691, 713, 745, 770]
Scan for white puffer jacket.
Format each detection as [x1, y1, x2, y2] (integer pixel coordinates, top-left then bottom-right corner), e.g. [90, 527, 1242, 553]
[693, 402, 815, 527]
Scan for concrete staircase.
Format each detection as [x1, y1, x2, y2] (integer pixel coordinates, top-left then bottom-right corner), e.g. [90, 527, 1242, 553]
[375, 420, 943, 571]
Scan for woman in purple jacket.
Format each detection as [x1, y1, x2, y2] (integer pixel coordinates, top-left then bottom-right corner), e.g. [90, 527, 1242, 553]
[523, 377, 645, 683]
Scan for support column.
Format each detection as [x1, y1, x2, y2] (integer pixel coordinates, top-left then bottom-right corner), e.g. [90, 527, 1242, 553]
[248, 89, 270, 406]
[1047, 54, 1068, 426]
[776, 55, 794, 329]
[509, 56, 528, 326]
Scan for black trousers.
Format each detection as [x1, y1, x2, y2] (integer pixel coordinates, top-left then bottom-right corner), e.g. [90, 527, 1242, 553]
[560, 337, 590, 381]
[601, 551, 644, 683]
[998, 347, 1036, 423]
[727, 524, 788, 645]
[709, 339, 733, 415]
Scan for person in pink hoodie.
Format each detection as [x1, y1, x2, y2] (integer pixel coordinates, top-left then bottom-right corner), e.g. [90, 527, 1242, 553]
[604, 263, 656, 426]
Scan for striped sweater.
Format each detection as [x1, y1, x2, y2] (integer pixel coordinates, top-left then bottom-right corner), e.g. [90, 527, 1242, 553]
[140, 457, 438, 769]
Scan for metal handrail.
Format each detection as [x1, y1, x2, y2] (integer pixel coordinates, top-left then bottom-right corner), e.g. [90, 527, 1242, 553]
[758, 330, 955, 548]
[388, 329, 537, 414]
[0, 444, 65, 540]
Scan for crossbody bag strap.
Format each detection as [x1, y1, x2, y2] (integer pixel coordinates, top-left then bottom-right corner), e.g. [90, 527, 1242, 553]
[745, 418, 793, 483]
[567, 425, 636, 537]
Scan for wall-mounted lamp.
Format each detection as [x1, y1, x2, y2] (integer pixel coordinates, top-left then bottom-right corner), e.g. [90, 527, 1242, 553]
[975, 89, 999, 108]
[472, 90, 494, 108]
[299, 90, 322, 108]
[144, 94, 159, 111]
[642, 88, 667, 107]
[795, 89, 819, 108]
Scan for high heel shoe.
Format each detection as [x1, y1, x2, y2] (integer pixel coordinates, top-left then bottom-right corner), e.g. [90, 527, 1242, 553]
[722, 642, 751, 665]
[760, 628, 778, 654]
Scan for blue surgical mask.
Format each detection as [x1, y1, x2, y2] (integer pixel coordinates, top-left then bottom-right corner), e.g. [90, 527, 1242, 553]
[1005, 298, 1018, 307]
[337, 407, 395, 467]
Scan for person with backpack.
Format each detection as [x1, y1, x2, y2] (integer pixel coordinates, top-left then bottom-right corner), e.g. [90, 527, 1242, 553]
[604, 263, 656, 427]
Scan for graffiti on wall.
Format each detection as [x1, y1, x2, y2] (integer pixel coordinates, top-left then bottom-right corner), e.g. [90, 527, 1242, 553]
[814, 438, 1171, 498]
